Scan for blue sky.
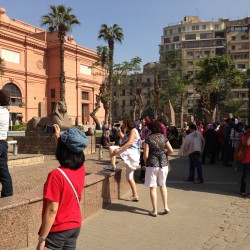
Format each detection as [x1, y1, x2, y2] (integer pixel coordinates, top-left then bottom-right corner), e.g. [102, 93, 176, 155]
[1, 0, 250, 66]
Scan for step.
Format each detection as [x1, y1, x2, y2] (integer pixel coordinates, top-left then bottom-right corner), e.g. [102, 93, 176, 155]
[8, 154, 44, 168]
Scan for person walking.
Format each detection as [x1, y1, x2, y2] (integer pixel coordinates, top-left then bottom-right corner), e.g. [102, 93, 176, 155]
[240, 125, 250, 197]
[36, 125, 89, 250]
[230, 122, 245, 171]
[222, 118, 233, 166]
[143, 120, 174, 217]
[0, 89, 13, 198]
[178, 123, 205, 184]
[202, 124, 219, 164]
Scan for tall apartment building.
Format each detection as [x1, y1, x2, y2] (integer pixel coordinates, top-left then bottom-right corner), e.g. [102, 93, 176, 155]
[112, 63, 155, 122]
[112, 16, 250, 124]
[159, 15, 249, 123]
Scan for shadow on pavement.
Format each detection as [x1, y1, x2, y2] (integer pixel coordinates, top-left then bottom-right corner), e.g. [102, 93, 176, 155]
[103, 202, 149, 216]
[135, 152, 249, 198]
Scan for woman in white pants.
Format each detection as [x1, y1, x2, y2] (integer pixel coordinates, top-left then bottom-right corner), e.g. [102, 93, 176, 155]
[143, 120, 173, 217]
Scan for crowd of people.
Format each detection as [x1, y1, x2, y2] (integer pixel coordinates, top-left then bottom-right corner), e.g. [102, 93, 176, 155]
[100, 116, 250, 198]
[1, 85, 249, 249]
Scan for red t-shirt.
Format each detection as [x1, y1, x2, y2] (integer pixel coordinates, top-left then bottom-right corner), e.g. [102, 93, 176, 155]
[241, 135, 250, 164]
[41, 165, 85, 232]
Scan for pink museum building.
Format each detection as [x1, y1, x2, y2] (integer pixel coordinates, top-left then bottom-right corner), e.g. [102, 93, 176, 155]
[0, 8, 105, 125]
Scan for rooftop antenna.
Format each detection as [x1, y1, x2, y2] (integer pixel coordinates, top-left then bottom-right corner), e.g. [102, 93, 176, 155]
[195, 8, 199, 17]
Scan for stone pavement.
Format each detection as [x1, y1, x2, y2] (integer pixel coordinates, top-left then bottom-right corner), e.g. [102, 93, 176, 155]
[21, 150, 249, 250]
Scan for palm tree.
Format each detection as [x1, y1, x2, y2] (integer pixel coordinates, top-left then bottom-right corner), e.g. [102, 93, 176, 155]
[91, 45, 110, 125]
[0, 57, 5, 75]
[98, 24, 124, 123]
[41, 5, 80, 102]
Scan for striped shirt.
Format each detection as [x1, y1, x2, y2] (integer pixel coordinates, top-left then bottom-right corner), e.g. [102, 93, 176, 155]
[0, 107, 9, 140]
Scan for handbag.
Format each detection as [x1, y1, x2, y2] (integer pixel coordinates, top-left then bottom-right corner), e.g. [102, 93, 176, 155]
[234, 144, 247, 162]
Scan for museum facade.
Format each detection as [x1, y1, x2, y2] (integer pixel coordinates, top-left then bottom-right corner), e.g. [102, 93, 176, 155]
[0, 8, 104, 126]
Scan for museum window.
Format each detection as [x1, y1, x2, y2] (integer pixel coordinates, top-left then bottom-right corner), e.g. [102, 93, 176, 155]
[51, 89, 55, 98]
[3, 83, 22, 106]
[82, 92, 89, 100]
[51, 102, 56, 112]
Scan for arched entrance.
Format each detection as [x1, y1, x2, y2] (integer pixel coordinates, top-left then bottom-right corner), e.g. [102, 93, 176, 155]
[3, 83, 23, 125]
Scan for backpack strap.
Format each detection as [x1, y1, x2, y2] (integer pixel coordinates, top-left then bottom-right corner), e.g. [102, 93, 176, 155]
[57, 168, 80, 207]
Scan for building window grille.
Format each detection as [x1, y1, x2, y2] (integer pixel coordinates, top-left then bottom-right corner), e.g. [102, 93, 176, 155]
[185, 34, 196, 40]
[173, 36, 179, 42]
[82, 92, 89, 100]
[164, 37, 171, 43]
[200, 33, 212, 39]
[3, 83, 22, 106]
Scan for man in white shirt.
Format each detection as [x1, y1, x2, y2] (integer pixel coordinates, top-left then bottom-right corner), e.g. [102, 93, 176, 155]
[178, 123, 205, 184]
[0, 89, 13, 197]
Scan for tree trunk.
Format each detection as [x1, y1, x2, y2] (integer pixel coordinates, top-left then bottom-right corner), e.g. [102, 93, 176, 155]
[132, 92, 137, 120]
[180, 93, 183, 128]
[138, 89, 144, 118]
[248, 81, 250, 124]
[90, 94, 101, 130]
[58, 32, 66, 102]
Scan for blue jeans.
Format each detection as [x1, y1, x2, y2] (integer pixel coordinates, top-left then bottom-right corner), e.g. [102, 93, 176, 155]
[240, 162, 250, 193]
[188, 151, 203, 182]
[222, 141, 233, 165]
[0, 141, 13, 197]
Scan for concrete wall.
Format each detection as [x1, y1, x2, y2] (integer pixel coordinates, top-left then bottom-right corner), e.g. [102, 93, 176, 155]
[14, 135, 96, 155]
[0, 168, 129, 249]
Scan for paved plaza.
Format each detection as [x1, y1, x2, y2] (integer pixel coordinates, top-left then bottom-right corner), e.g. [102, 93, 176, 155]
[14, 150, 250, 250]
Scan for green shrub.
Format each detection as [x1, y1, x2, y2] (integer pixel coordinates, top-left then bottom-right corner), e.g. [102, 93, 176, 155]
[10, 124, 27, 131]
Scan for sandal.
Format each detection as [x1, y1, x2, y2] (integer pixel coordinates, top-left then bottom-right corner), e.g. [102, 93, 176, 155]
[149, 211, 157, 217]
[163, 208, 170, 214]
[131, 197, 139, 202]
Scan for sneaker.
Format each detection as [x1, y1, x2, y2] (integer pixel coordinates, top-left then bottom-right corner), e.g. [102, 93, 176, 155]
[240, 192, 248, 197]
[183, 178, 194, 182]
[149, 211, 157, 217]
[193, 179, 203, 184]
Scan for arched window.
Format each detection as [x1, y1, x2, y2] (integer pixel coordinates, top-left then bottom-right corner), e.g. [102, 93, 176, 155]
[3, 83, 22, 106]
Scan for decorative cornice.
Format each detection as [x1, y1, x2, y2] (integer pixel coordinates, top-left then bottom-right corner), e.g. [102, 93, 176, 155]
[0, 32, 46, 50]
[4, 68, 47, 80]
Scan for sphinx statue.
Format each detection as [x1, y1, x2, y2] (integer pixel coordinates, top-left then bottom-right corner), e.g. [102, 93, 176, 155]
[25, 101, 72, 135]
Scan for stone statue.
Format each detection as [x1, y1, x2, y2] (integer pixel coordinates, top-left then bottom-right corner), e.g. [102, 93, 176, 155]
[25, 101, 72, 135]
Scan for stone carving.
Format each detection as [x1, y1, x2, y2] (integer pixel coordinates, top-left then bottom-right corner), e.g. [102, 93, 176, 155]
[25, 101, 72, 135]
